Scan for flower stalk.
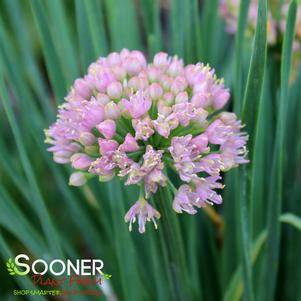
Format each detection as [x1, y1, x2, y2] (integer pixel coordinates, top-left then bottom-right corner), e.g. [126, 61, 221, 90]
[153, 187, 191, 301]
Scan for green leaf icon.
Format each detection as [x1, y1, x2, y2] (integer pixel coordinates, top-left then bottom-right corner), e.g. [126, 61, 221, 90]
[99, 271, 112, 280]
[103, 273, 112, 280]
[6, 258, 16, 276]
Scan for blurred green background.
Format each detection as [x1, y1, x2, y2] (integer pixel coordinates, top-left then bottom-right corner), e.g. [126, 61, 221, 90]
[0, 0, 301, 300]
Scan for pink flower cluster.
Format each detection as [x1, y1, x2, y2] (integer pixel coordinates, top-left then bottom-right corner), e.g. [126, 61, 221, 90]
[45, 49, 248, 233]
[219, 0, 301, 76]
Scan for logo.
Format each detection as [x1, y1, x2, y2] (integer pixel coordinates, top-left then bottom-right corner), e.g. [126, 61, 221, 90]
[5, 254, 111, 277]
[6, 254, 112, 297]
[6, 257, 22, 276]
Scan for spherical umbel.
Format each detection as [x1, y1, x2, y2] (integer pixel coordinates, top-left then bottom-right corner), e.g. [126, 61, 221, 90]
[45, 49, 249, 233]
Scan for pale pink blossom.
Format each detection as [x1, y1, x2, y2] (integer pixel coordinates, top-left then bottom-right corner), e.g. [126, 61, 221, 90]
[124, 199, 160, 233]
[82, 99, 105, 128]
[191, 134, 209, 153]
[98, 139, 118, 157]
[132, 116, 154, 141]
[195, 176, 224, 205]
[119, 134, 139, 152]
[89, 157, 115, 177]
[153, 52, 171, 68]
[173, 176, 224, 215]
[152, 114, 178, 138]
[173, 185, 199, 214]
[112, 150, 133, 170]
[122, 90, 152, 119]
[211, 82, 230, 109]
[124, 163, 144, 185]
[145, 168, 167, 196]
[205, 119, 232, 144]
[96, 120, 116, 139]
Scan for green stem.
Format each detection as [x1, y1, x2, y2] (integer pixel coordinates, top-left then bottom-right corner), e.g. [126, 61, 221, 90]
[178, 126, 206, 138]
[149, 99, 158, 119]
[168, 125, 205, 141]
[152, 186, 192, 301]
[120, 116, 134, 134]
[113, 132, 125, 143]
[153, 132, 163, 147]
[127, 148, 145, 160]
[167, 178, 178, 194]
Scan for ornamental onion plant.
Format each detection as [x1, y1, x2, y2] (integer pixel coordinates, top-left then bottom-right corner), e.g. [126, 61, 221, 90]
[1, 1, 301, 301]
[45, 49, 248, 233]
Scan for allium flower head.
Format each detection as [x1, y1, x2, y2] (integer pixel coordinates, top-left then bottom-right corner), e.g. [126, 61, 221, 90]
[45, 49, 249, 233]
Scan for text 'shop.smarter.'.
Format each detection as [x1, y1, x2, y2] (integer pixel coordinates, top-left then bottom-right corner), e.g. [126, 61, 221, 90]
[45, 49, 249, 233]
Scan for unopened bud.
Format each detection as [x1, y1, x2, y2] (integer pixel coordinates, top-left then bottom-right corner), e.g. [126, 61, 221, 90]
[79, 132, 96, 146]
[107, 81, 123, 99]
[148, 83, 163, 99]
[105, 101, 121, 119]
[70, 153, 92, 170]
[69, 172, 87, 186]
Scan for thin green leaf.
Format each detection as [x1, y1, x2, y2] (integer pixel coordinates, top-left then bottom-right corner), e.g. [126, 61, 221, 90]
[239, 0, 268, 300]
[107, 179, 144, 301]
[0, 55, 63, 258]
[0, 187, 48, 256]
[259, 2, 297, 300]
[30, 0, 67, 101]
[153, 186, 192, 301]
[223, 230, 267, 301]
[170, 0, 185, 57]
[234, 0, 250, 115]
[3, 0, 53, 120]
[280, 213, 301, 232]
[200, 0, 219, 62]
[45, 0, 80, 83]
[223, 209, 301, 301]
[83, 0, 108, 56]
[75, 0, 96, 70]
[104, 0, 141, 50]
[242, 0, 267, 148]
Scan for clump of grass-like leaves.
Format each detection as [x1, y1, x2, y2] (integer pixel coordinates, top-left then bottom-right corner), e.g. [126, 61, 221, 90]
[0, 1, 301, 300]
